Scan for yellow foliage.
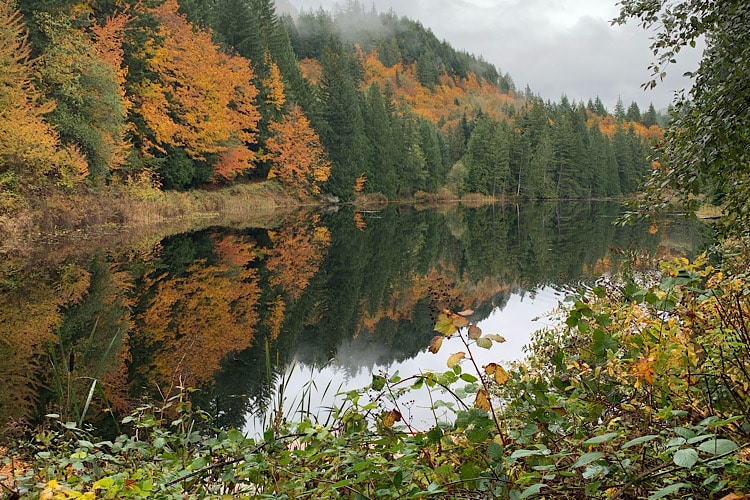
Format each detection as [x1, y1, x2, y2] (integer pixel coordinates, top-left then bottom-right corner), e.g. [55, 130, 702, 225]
[140, 238, 262, 386]
[266, 212, 331, 299]
[263, 54, 286, 112]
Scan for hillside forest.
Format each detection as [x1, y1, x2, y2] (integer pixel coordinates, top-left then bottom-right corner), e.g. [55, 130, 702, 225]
[1, 0, 663, 213]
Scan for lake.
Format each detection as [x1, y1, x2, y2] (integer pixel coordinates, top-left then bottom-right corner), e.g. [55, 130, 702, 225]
[0, 201, 707, 434]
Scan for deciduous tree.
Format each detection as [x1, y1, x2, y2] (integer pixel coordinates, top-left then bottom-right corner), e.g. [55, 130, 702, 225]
[134, 0, 260, 184]
[0, 0, 86, 205]
[616, 0, 750, 235]
[265, 104, 331, 200]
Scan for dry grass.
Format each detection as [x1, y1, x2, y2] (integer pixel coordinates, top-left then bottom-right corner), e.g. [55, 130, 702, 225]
[0, 182, 298, 255]
[460, 192, 499, 208]
[695, 202, 724, 220]
[413, 189, 460, 206]
[354, 192, 389, 210]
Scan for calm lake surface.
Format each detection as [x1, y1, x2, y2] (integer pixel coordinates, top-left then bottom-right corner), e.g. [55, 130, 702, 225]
[0, 202, 708, 434]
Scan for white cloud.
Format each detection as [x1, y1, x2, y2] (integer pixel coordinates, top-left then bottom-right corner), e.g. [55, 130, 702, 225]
[290, 0, 702, 110]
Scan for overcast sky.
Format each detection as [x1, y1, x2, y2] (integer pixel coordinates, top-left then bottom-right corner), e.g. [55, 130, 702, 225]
[288, 0, 703, 112]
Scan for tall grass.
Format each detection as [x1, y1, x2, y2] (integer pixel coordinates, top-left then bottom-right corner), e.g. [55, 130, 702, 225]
[47, 321, 123, 428]
[258, 341, 341, 435]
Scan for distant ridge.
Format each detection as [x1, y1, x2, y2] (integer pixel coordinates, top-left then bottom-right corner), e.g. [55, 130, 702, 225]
[276, 0, 299, 17]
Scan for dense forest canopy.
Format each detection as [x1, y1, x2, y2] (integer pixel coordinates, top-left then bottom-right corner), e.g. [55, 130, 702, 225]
[0, 0, 662, 211]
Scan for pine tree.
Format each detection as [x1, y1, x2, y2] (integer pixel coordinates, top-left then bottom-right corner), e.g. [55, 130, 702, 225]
[317, 40, 370, 200]
[642, 103, 658, 127]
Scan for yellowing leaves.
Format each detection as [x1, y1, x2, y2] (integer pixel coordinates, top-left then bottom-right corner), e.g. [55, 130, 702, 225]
[434, 310, 470, 336]
[263, 55, 286, 112]
[136, 0, 260, 179]
[485, 363, 510, 386]
[474, 389, 491, 411]
[447, 352, 465, 368]
[428, 336, 444, 354]
[468, 325, 482, 340]
[266, 105, 331, 200]
[434, 313, 457, 336]
[632, 355, 656, 388]
[382, 409, 402, 428]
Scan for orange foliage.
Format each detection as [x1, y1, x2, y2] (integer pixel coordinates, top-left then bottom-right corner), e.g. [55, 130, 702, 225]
[136, 0, 260, 179]
[91, 12, 130, 109]
[266, 104, 331, 199]
[359, 49, 520, 130]
[590, 112, 664, 141]
[264, 295, 286, 341]
[140, 239, 261, 386]
[0, 261, 92, 422]
[299, 58, 322, 84]
[266, 213, 331, 299]
[354, 211, 366, 231]
[354, 173, 366, 195]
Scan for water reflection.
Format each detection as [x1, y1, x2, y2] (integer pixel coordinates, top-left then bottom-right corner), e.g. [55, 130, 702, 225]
[0, 202, 708, 433]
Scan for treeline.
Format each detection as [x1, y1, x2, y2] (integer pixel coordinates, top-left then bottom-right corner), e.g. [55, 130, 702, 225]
[1, 0, 659, 210]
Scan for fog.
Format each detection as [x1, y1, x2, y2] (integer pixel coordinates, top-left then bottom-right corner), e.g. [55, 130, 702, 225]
[288, 0, 703, 111]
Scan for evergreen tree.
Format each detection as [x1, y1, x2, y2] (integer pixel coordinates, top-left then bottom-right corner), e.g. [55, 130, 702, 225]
[464, 117, 510, 196]
[593, 96, 607, 116]
[614, 96, 626, 121]
[625, 101, 641, 122]
[317, 40, 370, 200]
[642, 103, 658, 127]
[418, 120, 443, 191]
[362, 82, 397, 196]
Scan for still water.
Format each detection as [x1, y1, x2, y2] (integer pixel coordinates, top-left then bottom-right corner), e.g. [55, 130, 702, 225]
[0, 202, 707, 433]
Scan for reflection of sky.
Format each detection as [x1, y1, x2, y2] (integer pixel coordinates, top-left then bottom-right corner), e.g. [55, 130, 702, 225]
[245, 286, 566, 436]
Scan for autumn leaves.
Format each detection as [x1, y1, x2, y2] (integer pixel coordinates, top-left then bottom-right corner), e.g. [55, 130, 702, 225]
[0, 0, 329, 205]
[138, 0, 329, 195]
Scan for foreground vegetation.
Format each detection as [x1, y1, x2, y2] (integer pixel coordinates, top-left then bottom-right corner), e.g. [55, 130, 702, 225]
[2, 246, 750, 498]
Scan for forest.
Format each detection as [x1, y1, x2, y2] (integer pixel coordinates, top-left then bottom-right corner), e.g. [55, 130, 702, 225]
[1, 0, 661, 219]
[4, 0, 750, 497]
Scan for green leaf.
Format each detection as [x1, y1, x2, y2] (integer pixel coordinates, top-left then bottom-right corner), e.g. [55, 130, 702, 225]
[93, 477, 115, 490]
[460, 373, 478, 383]
[488, 442, 503, 460]
[622, 434, 659, 450]
[648, 483, 688, 500]
[371, 374, 386, 391]
[583, 432, 618, 445]
[189, 456, 208, 470]
[697, 438, 738, 455]
[571, 451, 604, 468]
[476, 337, 493, 349]
[673, 448, 698, 468]
[510, 448, 550, 460]
[518, 483, 545, 499]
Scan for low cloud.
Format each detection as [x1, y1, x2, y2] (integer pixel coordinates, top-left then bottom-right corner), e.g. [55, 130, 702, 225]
[292, 0, 702, 110]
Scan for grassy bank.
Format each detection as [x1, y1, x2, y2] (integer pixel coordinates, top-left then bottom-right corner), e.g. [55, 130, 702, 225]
[0, 181, 298, 253]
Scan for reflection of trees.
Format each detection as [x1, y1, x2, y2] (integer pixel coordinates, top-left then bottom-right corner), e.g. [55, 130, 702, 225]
[0, 265, 76, 424]
[136, 240, 261, 389]
[0, 203, 708, 432]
